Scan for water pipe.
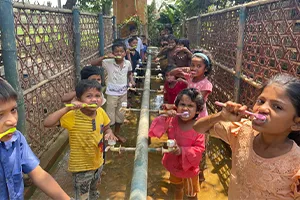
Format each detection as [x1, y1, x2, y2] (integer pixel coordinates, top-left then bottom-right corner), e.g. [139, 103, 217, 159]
[129, 53, 152, 200]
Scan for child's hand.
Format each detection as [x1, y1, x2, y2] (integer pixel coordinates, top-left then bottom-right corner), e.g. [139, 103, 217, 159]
[69, 100, 84, 110]
[155, 57, 160, 63]
[220, 101, 247, 122]
[126, 49, 131, 55]
[130, 80, 136, 87]
[170, 144, 181, 155]
[104, 129, 118, 141]
[166, 110, 177, 117]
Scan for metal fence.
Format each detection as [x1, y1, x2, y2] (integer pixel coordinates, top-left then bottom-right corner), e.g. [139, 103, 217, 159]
[0, 1, 116, 157]
[186, 0, 299, 193]
[186, 0, 300, 110]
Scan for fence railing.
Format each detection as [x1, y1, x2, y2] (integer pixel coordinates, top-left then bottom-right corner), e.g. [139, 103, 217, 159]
[0, 0, 116, 157]
[186, 0, 300, 111]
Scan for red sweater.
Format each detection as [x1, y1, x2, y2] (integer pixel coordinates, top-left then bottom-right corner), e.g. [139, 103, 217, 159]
[164, 81, 188, 104]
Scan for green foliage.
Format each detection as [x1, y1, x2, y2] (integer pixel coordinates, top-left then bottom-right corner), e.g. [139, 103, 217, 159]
[63, 0, 112, 15]
[147, 0, 254, 41]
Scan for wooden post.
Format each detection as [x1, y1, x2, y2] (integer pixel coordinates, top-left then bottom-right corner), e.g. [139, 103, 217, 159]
[234, 6, 247, 103]
[72, 7, 81, 84]
[0, 0, 26, 134]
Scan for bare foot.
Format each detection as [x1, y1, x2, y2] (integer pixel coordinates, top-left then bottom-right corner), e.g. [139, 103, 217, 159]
[199, 171, 205, 182]
[116, 135, 126, 143]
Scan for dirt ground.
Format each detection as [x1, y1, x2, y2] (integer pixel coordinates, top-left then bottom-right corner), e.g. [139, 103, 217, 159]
[30, 81, 231, 200]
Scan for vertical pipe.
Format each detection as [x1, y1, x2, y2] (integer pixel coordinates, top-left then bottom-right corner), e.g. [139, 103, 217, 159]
[234, 6, 246, 103]
[0, 0, 26, 134]
[112, 15, 117, 40]
[182, 18, 186, 38]
[129, 53, 152, 200]
[72, 7, 81, 84]
[98, 13, 105, 56]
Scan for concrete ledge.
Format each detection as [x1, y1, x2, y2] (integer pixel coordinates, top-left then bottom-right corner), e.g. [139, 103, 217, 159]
[24, 130, 69, 199]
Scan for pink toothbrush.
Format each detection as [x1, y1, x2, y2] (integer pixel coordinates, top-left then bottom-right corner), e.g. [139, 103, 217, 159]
[215, 101, 266, 121]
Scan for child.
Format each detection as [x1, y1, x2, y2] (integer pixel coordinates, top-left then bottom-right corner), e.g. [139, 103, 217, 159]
[163, 65, 188, 104]
[155, 34, 178, 66]
[90, 42, 135, 143]
[193, 74, 300, 199]
[0, 78, 70, 200]
[44, 79, 117, 200]
[125, 37, 141, 72]
[170, 50, 213, 118]
[62, 65, 106, 105]
[173, 38, 193, 67]
[149, 88, 206, 199]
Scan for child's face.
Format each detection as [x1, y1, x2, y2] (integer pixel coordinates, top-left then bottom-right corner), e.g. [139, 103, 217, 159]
[177, 43, 184, 48]
[177, 94, 198, 121]
[168, 40, 176, 49]
[190, 57, 206, 78]
[113, 46, 126, 61]
[165, 72, 176, 82]
[252, 84, 300, 135]
[0, 99, 18, 142]
[129, 40, 138, 48]
[88, 75, 101, 84]
[79, 88, 102, 110]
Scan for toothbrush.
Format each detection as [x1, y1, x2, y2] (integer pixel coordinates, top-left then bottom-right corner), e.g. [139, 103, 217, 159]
[215, 101, 266, 121]
[159, 111, 190, 118]
[0, 127, 17, 139]
[65, 103, 98, 108]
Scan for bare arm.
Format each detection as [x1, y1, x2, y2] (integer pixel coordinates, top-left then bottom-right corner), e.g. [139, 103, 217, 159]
[44, 107, 71, 127]
[193, 101, 247, 133]
[193, 112, 224, 133]
[28, 166, 69, 200]
[90, 56, 105, 66]
[61, 91, 76, 103]
[128, 71, 135, 86]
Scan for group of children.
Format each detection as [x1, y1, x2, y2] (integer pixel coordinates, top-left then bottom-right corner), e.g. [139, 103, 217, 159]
[1, 30, 300, 200]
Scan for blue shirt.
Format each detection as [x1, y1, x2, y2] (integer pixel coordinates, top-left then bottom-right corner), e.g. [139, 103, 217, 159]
[0, 131, 39, 200]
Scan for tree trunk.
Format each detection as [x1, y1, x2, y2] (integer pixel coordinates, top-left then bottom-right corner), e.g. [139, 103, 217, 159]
[63, 0, 77, 9]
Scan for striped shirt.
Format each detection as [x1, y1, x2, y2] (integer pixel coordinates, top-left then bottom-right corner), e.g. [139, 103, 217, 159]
[60, 107, 110, 172]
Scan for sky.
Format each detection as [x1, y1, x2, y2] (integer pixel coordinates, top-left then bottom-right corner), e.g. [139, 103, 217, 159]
[30, 0, 163, 8]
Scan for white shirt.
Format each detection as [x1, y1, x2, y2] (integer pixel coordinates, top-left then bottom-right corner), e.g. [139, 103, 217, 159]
[102, 58, 132, 96]
[125, 36, 143, 55]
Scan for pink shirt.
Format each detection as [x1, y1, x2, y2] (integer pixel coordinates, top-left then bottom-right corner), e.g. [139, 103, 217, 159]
[211, 119, 300, 200]
[149, 116, 205, 178]
[183, 73, 212, 118]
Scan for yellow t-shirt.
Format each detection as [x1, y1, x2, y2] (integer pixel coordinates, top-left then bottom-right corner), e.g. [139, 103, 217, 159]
[60, 107, 110, 172]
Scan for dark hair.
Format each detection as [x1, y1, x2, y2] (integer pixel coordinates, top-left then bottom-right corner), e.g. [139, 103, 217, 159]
[129, 25, 137, 32]
[193, 48, 213, 76]
[81, 66, 101, 80]
[128, 36, 138, 44]
[178, 38, 190, 50]
[168, 34, 178, 44]
[112, 42, 126, 52]
[0, 78, 18, 102]
[164, 65, 176, 74]
[75, 79, 102, 99]
[261, 74, 300, 145]
[113, 38, 125, 44]
[174, 88, 204, 119]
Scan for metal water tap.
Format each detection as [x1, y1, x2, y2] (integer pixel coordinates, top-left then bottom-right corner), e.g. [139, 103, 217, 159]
[155, 73, 163, 80]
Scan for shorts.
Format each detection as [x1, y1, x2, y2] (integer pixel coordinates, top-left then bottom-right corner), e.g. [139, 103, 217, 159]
[72, 165, 103, 200]
[106, 93, 127, 125]
[169, 173, 200, 197]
